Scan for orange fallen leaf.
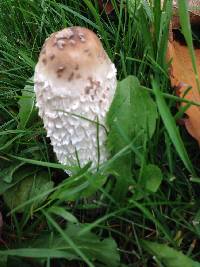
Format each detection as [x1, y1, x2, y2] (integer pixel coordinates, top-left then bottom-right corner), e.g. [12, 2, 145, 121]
[167, 39, 200, 144]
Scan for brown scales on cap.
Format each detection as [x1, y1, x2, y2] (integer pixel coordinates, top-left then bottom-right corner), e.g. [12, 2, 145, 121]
[38, 27, 108, 80]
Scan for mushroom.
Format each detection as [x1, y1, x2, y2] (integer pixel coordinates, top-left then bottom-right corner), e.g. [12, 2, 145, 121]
[34, 27, 117, 173]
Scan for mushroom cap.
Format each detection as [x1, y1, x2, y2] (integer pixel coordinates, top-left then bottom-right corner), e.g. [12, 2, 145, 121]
[37, 27, 110, 85]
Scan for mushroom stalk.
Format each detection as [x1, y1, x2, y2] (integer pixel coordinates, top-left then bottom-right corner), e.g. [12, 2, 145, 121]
[34, 27, 117, 173]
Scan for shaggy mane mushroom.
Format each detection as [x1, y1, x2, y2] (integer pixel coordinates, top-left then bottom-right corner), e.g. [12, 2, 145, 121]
[34, 27, 117, 172]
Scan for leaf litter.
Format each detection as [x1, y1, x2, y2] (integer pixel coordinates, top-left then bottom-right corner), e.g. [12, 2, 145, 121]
[167, 1, 200, 145]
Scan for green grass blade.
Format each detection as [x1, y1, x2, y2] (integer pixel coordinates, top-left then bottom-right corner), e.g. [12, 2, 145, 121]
[152, 79, 195, 175]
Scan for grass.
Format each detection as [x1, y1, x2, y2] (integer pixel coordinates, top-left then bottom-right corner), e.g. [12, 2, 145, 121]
[0, 0, 200, 266]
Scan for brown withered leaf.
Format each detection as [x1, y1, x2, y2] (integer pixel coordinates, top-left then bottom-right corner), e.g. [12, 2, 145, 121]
[97, 0, 114, 15]
[167, 39, 200, 144]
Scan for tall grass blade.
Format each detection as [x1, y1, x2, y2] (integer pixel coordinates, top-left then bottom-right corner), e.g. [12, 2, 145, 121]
[152, 79, 195, 175]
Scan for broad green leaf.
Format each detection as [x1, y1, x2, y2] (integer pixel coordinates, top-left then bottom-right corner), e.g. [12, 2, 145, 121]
[142, 240, 200, 267]
[18, 78, 37, 129]
[30, 221, 120, 267]
[131, 79, 157, 140]
[134, 164, 163, 200]
[107, 75, 158, 200]
[3, 171, 53, 212]
[108, 76, 149, 153]
[106, 78, 133, 201]
[0, 165, 36, 195]
[141, 164, 163, 193]
[65, 223, 120, 267]
[107, 77, 132, 152]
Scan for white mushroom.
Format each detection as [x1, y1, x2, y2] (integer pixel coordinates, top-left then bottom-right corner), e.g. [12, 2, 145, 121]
[34, 27, 117, 173]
